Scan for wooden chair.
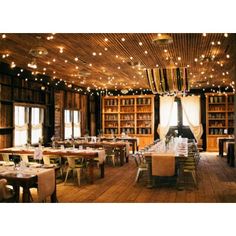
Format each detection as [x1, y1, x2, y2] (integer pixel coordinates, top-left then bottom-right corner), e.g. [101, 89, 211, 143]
[105, 147, 116, 166]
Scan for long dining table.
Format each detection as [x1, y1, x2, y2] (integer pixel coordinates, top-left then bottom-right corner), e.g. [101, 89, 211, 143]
[143, 138, 189, 188]
[55, 140, 129, 166]
[0, 162, 57, 203]
[0, 147, 106, 185]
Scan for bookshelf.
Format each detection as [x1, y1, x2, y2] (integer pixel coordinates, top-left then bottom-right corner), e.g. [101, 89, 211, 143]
[102, 95, 155, 148]
[205, 93, 234, 151]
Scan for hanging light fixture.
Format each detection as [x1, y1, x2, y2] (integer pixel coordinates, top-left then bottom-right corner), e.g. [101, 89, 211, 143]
[152, 34, 173, 45]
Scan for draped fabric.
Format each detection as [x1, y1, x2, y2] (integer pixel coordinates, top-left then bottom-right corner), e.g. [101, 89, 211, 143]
[180, 96, 203, 142]
[146, 68, 189, 94]
[157, 96, 175, 140]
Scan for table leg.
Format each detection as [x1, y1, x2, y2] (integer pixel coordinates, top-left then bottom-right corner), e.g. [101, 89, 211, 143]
[22, 187, 31, 202]
[218, 140, 223, 157]
[88, 159, 95, 184]
[100, 162, 105, 178]
[120, 148, 124, 166]
[146, 156, 153, 188]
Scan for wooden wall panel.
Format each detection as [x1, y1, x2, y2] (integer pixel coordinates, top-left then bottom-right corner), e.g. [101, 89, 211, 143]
[54, 90, 64, 139]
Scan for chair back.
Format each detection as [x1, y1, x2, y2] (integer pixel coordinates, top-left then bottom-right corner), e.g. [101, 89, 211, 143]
[67, 157, 76, 168]
[0, 153, 10, 162]
[152, 154, 175, 177]
[20, 155, 29, 163]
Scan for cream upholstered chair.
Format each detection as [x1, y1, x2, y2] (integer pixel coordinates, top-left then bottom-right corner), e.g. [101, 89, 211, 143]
[64, 157, 86, 186]
[0, 153, 10, 162]
[0, 179, 15, 202]
[20, 154, 30, 163]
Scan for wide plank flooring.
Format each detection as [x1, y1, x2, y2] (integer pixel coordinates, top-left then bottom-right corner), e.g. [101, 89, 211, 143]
[29, 152, 236, 203]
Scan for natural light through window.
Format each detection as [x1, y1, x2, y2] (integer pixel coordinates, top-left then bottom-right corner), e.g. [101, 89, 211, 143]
[169, 101, 178, 126]
[14, 106, 28, 146]
[64, 109, 72, 139]
[31, 107, 43, 144]
[73, 110, 81, 138]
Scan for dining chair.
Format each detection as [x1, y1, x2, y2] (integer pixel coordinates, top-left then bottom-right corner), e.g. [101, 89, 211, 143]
[0, 179, 15, 202]
[177, 144, 199, 189]
[105, 147, 116, 166]
[134, 151, 148, 183]
[43, 155, 63, 177]
[64, 157, 86, 186]
[0, 153, 10, 162]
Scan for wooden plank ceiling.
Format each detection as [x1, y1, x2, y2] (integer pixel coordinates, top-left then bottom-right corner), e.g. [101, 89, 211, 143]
[0, 33, 235, 91]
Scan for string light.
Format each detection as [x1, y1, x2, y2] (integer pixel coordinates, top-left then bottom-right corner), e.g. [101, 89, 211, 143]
[139, 42, 143, 46]
[224, 33, 228, 37]
[2, 34, 6, 39]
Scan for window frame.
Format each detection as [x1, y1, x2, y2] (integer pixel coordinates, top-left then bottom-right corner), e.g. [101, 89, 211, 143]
[14, 103, 45, 146]
[64, 108, 81, 140]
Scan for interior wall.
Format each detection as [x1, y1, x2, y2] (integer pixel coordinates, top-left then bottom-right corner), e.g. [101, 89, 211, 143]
[0, 61, 89, 147]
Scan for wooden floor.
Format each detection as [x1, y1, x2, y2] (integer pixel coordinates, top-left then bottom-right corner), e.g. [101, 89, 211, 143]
[30, 152, 236, 203]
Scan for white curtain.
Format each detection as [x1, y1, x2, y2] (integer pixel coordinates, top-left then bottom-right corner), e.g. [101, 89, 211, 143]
[14, 106, 28, 146]
[157, 96, 175, 140]
[180, 96, 203, 142]
[31, 107, 44, 144]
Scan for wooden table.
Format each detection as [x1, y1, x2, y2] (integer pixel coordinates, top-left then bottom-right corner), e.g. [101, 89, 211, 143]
[226, 142, 235, 167]
[101, 137, 138, 153]
[56, 141, 128, 166]
[0, 166, 57, 203]
[0, 148, 105, 184]
[218, 137, 234, 157]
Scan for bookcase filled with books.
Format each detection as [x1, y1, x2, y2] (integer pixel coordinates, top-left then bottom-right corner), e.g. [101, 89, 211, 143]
[205, 92, 234, 151]
[102, 95, 155, 148]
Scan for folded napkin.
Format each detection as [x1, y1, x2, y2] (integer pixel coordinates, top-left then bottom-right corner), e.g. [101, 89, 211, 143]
[34, 148, 43, 160]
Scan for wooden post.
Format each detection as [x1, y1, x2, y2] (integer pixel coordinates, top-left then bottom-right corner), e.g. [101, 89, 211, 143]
[233, 34, 236, 160]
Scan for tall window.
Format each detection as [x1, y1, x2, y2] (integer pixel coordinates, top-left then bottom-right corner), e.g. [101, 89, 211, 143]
[64, 109, 81, 139]
[73, 110, 81, 138]
[14, 105, 44, 146]
[64, 110, 72, 139]
[31, 107, 44, 144]
[14, 106, 28, 146]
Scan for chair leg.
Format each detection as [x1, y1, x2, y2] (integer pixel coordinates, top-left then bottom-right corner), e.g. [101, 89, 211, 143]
[191, 171, 198, 188]
[135, 169, 141, 183]
[64, 168, 71, 185]
[112, 155, 115, 167]
[76, 168, 81, 186]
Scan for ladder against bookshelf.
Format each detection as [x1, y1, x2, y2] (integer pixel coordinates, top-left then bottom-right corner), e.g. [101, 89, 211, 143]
[102, 95, 155, 148]
[205, 93, 234, 151]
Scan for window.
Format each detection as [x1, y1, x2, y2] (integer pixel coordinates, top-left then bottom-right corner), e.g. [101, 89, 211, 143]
[14, 106, 28, 146]
[31, 107, 44, 144]
[73, 110, 81, 138]
[64, 110, 72, 139]
[14, 105, 44, 146]
[64, 109, 81, 139]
